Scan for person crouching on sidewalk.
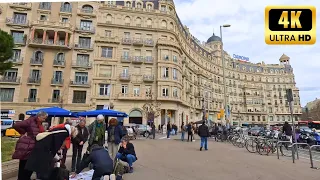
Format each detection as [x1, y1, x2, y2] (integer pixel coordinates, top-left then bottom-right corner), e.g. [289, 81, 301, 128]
[116, 138, 137, 173]
[71, 144, 114, 180]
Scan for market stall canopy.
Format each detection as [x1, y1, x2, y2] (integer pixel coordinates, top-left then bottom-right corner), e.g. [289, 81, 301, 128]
[26, 106, 76, 117]
[76, 109, 128, 117]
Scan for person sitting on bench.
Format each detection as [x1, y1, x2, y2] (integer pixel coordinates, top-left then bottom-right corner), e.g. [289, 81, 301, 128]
[71, 144, 113, 180]
[116, 138, 137, 173]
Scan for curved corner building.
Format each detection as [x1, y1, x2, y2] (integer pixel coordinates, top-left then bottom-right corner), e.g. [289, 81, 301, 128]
[0, 1, 301, 126]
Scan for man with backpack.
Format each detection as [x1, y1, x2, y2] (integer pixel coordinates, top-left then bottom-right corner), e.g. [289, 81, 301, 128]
[198, 121, 210, 151]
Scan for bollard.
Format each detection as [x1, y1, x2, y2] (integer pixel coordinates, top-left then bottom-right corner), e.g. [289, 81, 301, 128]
[309, 145, 320, 169]
[290, 143, 310, 164]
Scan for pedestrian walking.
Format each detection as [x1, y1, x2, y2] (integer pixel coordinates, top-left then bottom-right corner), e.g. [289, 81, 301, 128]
[198, 121, 210, 151]
[107, 118, 123, 160]
[187, 122, 193, 142]
[151, 122, 156, 139]
[12, 111, 47, 180]
[181, 122, 186, 141]
[282, 121, 293, 143]
[88, 114, 107, 149]
[71, 119, 89, 173]
[167, 121, 172, 139]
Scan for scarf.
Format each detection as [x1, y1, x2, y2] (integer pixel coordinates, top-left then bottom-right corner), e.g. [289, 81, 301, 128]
[37, 119, 45, 133]
[95, 122, 104, 141]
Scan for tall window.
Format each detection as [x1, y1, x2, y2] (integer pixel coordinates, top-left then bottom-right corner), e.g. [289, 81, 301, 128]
[163, 67, 169, 78]
[121, 85, 128, 94]
[82, 5, 93, 13]
[0, 88, 15, 102]
[72, 91, 86, 103]
[30, 69, 41, 79]
[125, 1, 131, 7]
[62, 17, 69, 23]
[61, 2, 71, 12]
[99, 84, 110, 96]
[76, 54, 89, 65]
[80, 20, 93, 30]
[39, 2, 51, 10]
[4, 69, 18, 80]
[122, 67, 129, 75]
[78, 37, 91, 48]
[28, 89, 37, 101]
[173, 88, 178, 97]
[162, 88, 168, 97]
[133, 86, 140, 96]
[173, 55, 177, 62]
[124, 32, 130, 38]
[75, 72, 88, 84]
[105, 30, 112, 37]
[13, 13, 27, 24]
[147, 4, 152, 10]
[11, 31, 24, 44]
[52, 90, 60, 102]
[53, 71, 63, 82]
[101, 47, 113, 58]
[172, 68, 177, 80]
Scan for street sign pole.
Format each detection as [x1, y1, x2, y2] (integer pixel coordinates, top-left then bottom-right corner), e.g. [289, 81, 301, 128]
[287, 88, 298, 159]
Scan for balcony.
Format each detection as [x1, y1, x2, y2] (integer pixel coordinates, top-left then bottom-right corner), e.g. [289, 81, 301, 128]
[144, 39, 154, 46]
[24, 98, 39, 103]
[75, 27, 95, 34]
[60, 7, 72, 13]
[144, 56, 154, 64]
[132, 38, 143, 46]
[132, 56, 144, 64]
[51, 78, 64, 86]
[119, 73, 131, 81]
[74, 44, 94, 51]
[48, 98, 61, 103]
[121, 56, 131, 63]
[0, 76, 20, 84]
[27, 77, 41, 85]
[95, 36, 120, 44]
[53, 59, 65, 67]
[77, 8, 96, 18]
[28, 38, 71, 50]
[6, 18, 29, 27]
[143, 75, 154, 82]
[9, 3, 32, 10]
[7, 57, 23, 65]
[30, 57, 43, 65]
[31, 20, 73, 30]
[71, 62, 92, 69]
[122, 38, 132, 45]
[70, 80, 91, 87]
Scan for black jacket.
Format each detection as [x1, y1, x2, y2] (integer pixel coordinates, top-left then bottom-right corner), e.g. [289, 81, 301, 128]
[72, 124, 89, 145]
[198, 124, 210, 137]
[76, 146, 113, 175]
[118, 142, 137, 159]
[25, 128, 69, 175]
[167, 124, 172, 131]
[283, 123, 293, 136]
[187, 124, 192, 133]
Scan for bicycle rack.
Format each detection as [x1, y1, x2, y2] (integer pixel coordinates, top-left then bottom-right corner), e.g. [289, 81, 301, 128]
[276, 141, 291, 159]
[291, 143, 310, 163]
[310, 145, 320, 169]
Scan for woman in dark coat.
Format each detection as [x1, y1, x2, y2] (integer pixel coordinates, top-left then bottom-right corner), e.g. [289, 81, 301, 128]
[12, 111, 47, 180]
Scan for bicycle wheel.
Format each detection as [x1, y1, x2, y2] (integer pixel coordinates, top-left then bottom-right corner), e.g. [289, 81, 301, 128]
[237, 137, 245, 148]
[245, 139, 257, 153]
[231, 136, 239, 146]
[257, 140, 271, 156]
[280, 143, 293, 157]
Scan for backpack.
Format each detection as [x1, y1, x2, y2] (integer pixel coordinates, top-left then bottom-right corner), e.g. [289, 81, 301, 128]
[114, 160, 129, 176]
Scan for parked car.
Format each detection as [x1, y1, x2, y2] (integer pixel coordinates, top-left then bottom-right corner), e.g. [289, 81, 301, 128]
[248, 126, 265, 136]
[124, 124, 152, 137]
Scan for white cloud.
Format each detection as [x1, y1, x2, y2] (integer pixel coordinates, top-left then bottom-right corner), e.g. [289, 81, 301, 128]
[174, 0, 320, 106]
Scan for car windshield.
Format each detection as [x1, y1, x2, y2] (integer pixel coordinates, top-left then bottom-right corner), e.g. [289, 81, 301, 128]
[300, 127, 312, 133]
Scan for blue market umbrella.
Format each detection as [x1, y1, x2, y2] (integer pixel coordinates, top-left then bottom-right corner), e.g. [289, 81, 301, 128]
[26, 106, 75, 117]
[77, 109, 128, 117]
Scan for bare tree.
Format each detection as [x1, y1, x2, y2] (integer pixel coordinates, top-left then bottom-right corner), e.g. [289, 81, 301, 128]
[309, 101, 320, 121]
[142, 92, 161, 125]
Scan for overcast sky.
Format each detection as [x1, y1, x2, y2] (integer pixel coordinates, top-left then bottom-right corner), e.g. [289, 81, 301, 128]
[173, 0, 320, 106]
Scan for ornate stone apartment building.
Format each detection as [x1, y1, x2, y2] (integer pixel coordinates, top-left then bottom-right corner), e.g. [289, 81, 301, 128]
[0, 0, 301, 126]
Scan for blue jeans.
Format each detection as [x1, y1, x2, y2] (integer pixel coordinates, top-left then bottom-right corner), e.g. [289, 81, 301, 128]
[181, 132, 185, 141]
[167, 131, 170, 138]
[116, 153, 136, 167]
[200, 137, 208, 150]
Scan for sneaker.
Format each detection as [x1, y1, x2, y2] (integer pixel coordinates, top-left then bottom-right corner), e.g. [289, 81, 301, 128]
[103, 175, 110, 180]
[200, 147, 202, 151]
[129, 167, 134, 173]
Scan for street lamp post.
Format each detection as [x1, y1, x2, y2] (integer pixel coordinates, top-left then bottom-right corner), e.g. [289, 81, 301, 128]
[202, 97, 205, 121]
[220, 24, 231, 126]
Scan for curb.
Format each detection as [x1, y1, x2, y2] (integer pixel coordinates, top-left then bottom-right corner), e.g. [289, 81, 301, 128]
[2, 160, 19, 180]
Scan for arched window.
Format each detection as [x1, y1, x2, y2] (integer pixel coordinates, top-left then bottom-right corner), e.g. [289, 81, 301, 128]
[146, 18, 152, 27]
[61, 2, 71, 12]
[33, 50, 44, 63]
[56, 52, 64, 62]
[136, 2, 142, 8]
[125, 1, 131, 7]
[136, 17, 142, 26]
[125, 16, 131, 25]
[169, 22, 174, 30]
[82, 5, 93, 13]
[161, 20, 167, 28]
[147, 4, 152, 10]
[106, 14, 112, 23]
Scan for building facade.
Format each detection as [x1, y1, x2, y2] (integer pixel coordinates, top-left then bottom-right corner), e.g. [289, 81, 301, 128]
[0, 1, 301, 126]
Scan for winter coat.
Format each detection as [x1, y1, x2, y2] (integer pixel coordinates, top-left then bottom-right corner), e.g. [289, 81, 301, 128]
[12, 116, 43, 160]
[283, 123, 293, 136]
[76, 146, 113, 175]
[88, 121, 106, 145]
[72, 124, 89, 146]
[198, 124, 210, 137]
[107, 125, 123, 144]
[118, 142, 137, 159]
[25, 127, 69, 175]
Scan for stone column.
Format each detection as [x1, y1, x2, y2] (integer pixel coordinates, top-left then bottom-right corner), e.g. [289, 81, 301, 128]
[42, 30, 47, 43]
[53, 31, 58, 44]
[65, 32, 69, 45]
[30, 28, 35, 41]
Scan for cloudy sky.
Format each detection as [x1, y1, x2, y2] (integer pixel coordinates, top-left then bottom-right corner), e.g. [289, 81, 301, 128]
[173, 0, 320, 106]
